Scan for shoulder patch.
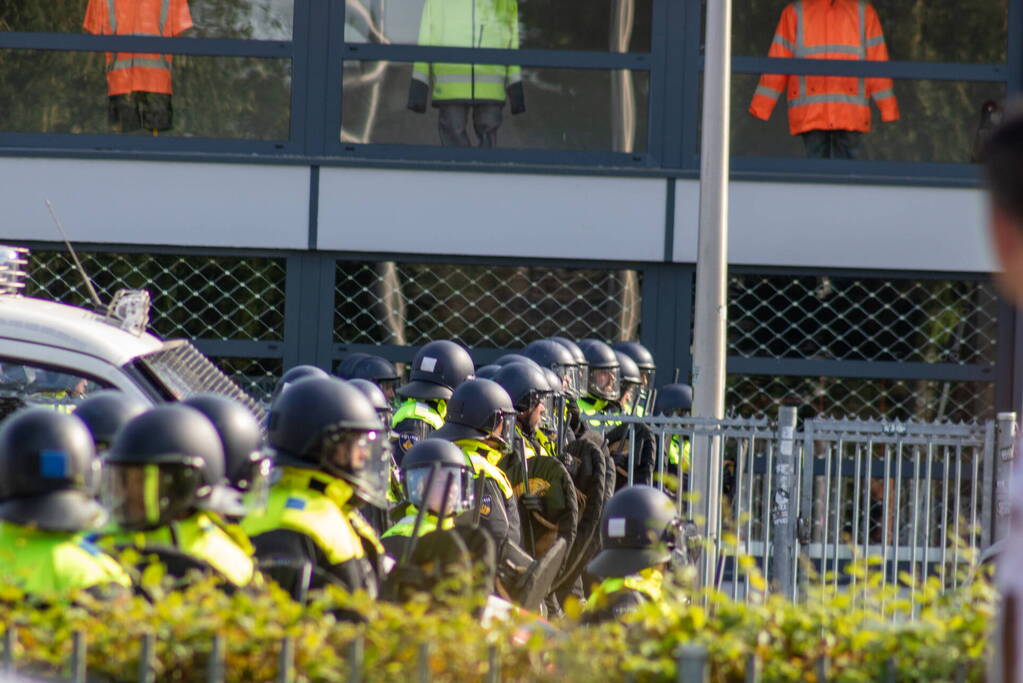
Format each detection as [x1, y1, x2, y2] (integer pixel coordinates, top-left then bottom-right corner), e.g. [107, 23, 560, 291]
[398, 432, 419, 453]
[284, 497, 306, 511]
[479, 495, 492, 518]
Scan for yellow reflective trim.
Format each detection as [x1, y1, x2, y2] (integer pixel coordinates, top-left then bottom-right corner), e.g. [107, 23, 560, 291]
[144, 464, 160, 525]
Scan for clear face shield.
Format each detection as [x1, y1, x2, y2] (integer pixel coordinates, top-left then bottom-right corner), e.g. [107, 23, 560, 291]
[639, 368, 655, 399]
[554, 362, 579, 398]
[100, 460, 206, 530]
[489, 410, 518, 454]
[620, 381, 641, 414]
[239, 450, 274, 512]
[404, 463, 473, 516]
[588, 366, 621, 401]
[575, 364, 589, 398]
[537, 391, 557, 432]
[321, 429, 391, 508]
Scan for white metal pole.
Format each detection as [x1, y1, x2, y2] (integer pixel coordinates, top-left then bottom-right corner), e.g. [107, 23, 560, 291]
[691, 0, 732, 587]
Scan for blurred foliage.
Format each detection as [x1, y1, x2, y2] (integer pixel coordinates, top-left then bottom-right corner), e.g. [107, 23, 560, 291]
[0, 1, 292, 139]
[0, 551, 999, 682]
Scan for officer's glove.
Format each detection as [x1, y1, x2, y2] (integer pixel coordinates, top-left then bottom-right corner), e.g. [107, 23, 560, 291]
[520, 494, 544, 514]
[507, 81, 526, 115]
[407, 80, 429, 113]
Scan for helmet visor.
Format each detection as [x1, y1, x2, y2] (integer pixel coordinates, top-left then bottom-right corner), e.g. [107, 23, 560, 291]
[639, 368, 655, 395]
[496, 410, 518, 454]
[538, 392, 557, 432]
[240, 453, 274, 512]
[101, 461, 204, 530]
[575, 364, 589, 397]
[553, 363, 579, 398]
[589, 366, 621, 401]
[404, 464, 473, 516]
[321, 429, 391, 508]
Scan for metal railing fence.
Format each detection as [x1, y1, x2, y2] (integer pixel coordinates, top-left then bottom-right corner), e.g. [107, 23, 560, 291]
[586, 409, 1014, 602]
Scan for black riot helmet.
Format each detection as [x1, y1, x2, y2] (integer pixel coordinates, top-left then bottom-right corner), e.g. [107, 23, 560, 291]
[549, 337, 589, 396]
[494, 362, 555, 432]
[267, 377, 390, 507]
[399, 439, 475, 517]
[577, 339, 621, 402]
[349, 378, 394, 428]
[181, 394, 269, 493]
[474, 364, 502, 380]
[654, 383, 693, 417]
[351, 356, 401, 404]
[335, 353, 372, 380]
[541, 367, 563, 399]
[522, 339, 580, 398]
[612, 341, 656, 394]
[270, 365, 329, 405]
[0, 409, 105, 532]
[102, 405, 226, 531]
[433, 379, 516, 453]
[74, 390, 148, 452]
[587, 485, 683, 578]
[398, 340, 475, 401]
[494, 354, 542, 371]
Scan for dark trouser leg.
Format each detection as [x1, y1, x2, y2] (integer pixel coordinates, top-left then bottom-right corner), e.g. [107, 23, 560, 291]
[832, 130, 864, 160]
[800, 129, 830, 158]
[437, 103, 472, 147]
[473, 102, 504, 148]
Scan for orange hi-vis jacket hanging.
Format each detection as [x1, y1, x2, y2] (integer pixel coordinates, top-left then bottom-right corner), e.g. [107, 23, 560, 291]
[84, 0, 193, 96]
[748, 0, 899, 135]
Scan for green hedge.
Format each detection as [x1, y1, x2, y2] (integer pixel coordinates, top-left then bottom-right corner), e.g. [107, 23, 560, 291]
[0, 558, 998, 682]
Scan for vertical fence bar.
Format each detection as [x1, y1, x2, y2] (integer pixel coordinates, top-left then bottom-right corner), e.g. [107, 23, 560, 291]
[881, 443, 892, 592]
[821, 441, 833, 590]
[773, 406, 797, 599]
[745, 652, 759, 683]
[676, 645, 708, 683]
[3, 626, 15, 674]
[348, 636, 364, 683]
[138, 633, 155, 683]
[910, 444, 921, 606]
[953, 445, 963, 588]
[994, 413, 1017, 544]
[486, 645, 500, 683]
[657, 429, 667, 492]
[851, 442, 862, 592]
[922, 442, 934, 587]
[207, 634, 224, 683]
[940, 444, 951, 587]
[745, 434, 756, 597]
[831, 439, 845, 589]
[277, 637, 294, 683]
[761, 439, 774, 585]
[815, 655, 829, 683]
[418, 642, 431, 683]
[627, 424, 637, 486]
[70, 630, 86, 683]
[893, 441, 904, 602]
[732, 436, 745, 601]
[970, 445, 981, 553]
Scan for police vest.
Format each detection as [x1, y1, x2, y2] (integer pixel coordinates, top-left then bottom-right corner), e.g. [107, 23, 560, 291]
[668, 434, 692, 472]
[0, 522, 131, 599]
[383, 510, 455, 539]
[411, 0, 522, 102]
[584, 567, 664, 612]
[515, 425, 538, 460]
[107, 512, 256, 587]
[534, 429, 556, 458]
[242, 467, 371, 568]
[392, 399, 446, 430]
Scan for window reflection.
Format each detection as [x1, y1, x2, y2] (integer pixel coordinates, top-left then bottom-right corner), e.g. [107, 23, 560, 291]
[342, 61, 648, 153]
[344, 0, 652, 53]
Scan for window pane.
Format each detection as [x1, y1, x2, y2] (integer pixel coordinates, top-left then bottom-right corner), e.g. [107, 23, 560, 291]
[731, 73, 1004, 163]
[0, 49, 291, 140]
[732, 0, 1007, 64]
[0, 358, 111, 416]
[342, 60, 648, 152]
[0, 0, 294, 40]
[344, 0, 652, 52]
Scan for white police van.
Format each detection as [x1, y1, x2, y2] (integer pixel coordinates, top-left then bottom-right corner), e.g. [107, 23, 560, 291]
[0, 246, 262, 419]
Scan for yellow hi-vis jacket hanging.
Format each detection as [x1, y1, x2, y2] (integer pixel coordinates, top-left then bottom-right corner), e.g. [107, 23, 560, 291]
[412, 0, 522, 102]
[749, 0, 899, 135]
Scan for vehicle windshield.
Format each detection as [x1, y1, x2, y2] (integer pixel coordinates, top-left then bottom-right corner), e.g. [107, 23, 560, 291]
[135, 340, 265, 421]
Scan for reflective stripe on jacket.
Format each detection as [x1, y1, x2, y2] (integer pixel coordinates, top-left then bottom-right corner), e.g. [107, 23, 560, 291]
[584, 567, 664, 612]
[107, 511, 256, 587]
[242, 467, 368, 567]
[453, 438, 515, 499]
[749, 0, 899, 134]
[382, 510, 454, 539]
[392, 398, 445, 431]
[412, 0, 522, 102]
[0, 522, 131, 598]
[83, 0, 193, 96]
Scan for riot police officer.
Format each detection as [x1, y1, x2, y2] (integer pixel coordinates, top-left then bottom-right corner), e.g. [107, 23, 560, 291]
[392, 340, 475, 460]
[74, 390, 148, 453]
[269, 365, 330, 406]
[350, 355, 402, 405]
[575, 339, 621, 420]
[349, 378, 402, 535]
[612, 341, 656, 414]
[182, 394, 272, 522]
[549, 337, 590, 439]
[612, 351, 643, 416]
[100, 405, 258, 588]
[242, 377, 388, 597]
[0, 409, 131, 600]
[432, 379, 521, 549]
[583, 486, 684, 624]
[654, 383, 694, 474]
[335, 353, 373, 379]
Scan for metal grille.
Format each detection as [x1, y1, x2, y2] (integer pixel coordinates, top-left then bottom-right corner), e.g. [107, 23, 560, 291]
[140, 341, 265, 419]
[726, 374, 995, 423]
[25, 250, 286, 341]
[334, 261, 641, 348]
[212, 357, 282, 407]
[729, 274, 998, 364]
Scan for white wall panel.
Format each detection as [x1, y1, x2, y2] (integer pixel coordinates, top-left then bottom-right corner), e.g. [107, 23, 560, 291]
[318, 167, 666, 262]
[674, 179, 995, 273]
[0, 158, 309, 250]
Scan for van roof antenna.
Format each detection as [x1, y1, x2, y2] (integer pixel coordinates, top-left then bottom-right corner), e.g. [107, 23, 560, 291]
[45, 199, 103, 310]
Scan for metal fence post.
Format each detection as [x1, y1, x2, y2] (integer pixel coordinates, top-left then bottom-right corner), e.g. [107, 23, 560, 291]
[417, 642, 430, 683]
[745, 652, 759, 683]
[276, 637, 294, 683]
[773, 405, 798, 600]
[675, 645, 708, 683]
[3, 626, 15, 674]
[348, 636, 364, 683]
[70, 630, 86, 683]
[138, 633, 155, 683]
[486, 645, 500, 683]
[993, 412, 1017, 543]
[206, 634, 224, 683]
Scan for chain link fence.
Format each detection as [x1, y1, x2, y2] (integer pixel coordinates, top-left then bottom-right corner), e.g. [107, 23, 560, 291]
[727, 274, 999, 421]
[334, 261, 642, 348]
